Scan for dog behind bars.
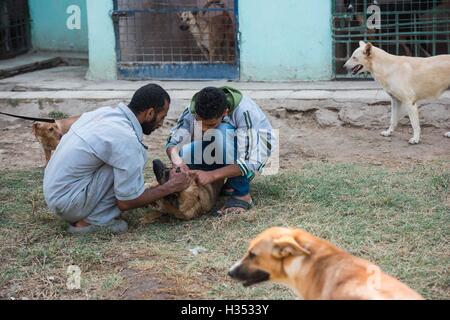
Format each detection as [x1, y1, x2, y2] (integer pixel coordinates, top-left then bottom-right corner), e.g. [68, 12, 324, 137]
[178, 0, 235, 62]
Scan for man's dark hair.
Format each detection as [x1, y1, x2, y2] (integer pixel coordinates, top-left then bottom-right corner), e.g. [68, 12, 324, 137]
[128, 84, 170, 115]
[195, 87, 228, 120]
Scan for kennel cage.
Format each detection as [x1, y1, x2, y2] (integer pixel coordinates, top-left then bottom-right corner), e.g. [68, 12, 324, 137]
[332, 0, 450, 78]
[112, 0, 239, 80]
[0, 0, 31, 60]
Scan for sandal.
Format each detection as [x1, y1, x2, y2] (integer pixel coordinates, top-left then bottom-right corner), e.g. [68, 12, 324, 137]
[212, 197, 253, 216]
[67, 219, 128, 235]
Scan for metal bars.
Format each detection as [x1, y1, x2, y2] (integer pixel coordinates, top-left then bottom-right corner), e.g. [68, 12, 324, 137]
[113, 0, 239, 80]
[332, 0, 450, 78]
[0, 0, 31, 60]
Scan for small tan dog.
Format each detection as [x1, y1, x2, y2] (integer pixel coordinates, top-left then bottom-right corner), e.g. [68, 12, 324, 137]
[178, 0, 235, 62]
[344, 41, 450, 144]
[147, 159, 222, 220]
[0, 112, 80, 166]
[229, 227, 424, 300]
[32, 115, 80, 166]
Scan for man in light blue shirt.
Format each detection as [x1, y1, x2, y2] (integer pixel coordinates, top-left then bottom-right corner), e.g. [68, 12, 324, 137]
[43, 84, 192, 234]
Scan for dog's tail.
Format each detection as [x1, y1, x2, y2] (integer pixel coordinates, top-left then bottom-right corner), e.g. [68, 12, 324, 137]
[0, 111, 56, 123]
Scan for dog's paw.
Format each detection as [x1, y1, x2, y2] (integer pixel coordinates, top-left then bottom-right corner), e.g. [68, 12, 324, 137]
[380, 130, 392, 137]
[408, 137, 420, 145]
[140, 211, 163, 225]
[444, 132, 450, 138]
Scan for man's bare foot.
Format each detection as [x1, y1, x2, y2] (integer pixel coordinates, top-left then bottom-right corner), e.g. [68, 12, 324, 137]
[73, 220, 90, 228]
[234, 194, 252, 203]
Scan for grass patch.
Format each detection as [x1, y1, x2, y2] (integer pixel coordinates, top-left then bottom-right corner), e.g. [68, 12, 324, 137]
[48, 111, 69, 120]
[0, 162, 448, 300]
[7, 99, 19, 108]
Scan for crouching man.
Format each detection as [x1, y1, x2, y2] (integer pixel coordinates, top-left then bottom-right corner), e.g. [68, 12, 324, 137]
[166, 86, 276, 215]
[43, 84, 192, 234]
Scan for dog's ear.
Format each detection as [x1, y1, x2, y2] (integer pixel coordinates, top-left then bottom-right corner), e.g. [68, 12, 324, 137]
[347, 2, 354, 12]
[32, 122, 40, 134]
[359, 40, 366, 48]
[272, 236, 311, 259]
[364, 42, 373, 56]
[153, 159, 170, 185]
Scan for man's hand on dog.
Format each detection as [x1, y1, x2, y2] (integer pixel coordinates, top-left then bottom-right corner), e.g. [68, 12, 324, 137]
[190, 170, 215, 186]
[168, 147, 190, 172]
[166, 168, 193, 192]
[172, 162, 190, 173]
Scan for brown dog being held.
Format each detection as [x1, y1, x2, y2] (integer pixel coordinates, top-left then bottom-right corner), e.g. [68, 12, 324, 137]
[147, 159, 223, 220]
[32, 115, 80, 166]
[229, 227, 424, 300]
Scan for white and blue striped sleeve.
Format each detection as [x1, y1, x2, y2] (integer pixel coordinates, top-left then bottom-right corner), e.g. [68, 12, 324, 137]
[235, 103, 275, 178]
[165, 107, 193, 150]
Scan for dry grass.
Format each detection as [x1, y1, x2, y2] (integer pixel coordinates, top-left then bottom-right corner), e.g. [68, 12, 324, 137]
[0, 161, 449, 300]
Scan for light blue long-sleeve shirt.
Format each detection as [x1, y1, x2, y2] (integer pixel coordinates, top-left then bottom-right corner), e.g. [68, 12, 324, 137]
[43, 103, 148, 214]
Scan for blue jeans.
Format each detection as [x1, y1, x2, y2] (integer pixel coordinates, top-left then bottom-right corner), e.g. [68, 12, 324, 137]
[179, 123, 250, 197]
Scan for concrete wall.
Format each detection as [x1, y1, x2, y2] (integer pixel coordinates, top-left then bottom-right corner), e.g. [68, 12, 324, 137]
[28, 0, 88, 52]
[238, 0, 332, 81]
[86, 0, 117, 80]
[85, 0, 333, 81]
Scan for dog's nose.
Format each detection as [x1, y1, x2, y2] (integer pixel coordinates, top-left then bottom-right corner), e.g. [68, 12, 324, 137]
[228, 265, 240, 278]
[343, 62, 351, 71]
[228, 259, 242, 278]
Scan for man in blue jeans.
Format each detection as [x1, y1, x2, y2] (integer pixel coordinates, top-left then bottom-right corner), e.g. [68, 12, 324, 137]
[166, 87, 275, 215]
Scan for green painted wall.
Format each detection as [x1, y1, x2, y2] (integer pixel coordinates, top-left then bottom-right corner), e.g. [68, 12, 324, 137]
[86, 0, 117, 80]
[238, 0, 332, 80]
[28, 0, 88, 52]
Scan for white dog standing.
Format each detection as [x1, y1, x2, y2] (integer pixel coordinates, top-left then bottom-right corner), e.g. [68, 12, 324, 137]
[344, 41, 450, 144]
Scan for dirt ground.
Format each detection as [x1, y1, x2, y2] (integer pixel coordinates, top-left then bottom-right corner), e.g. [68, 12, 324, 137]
[1, 113, 449, 171]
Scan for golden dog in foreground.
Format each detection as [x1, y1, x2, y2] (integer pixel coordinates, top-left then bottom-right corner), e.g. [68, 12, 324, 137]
[229, 227, 424, 300]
